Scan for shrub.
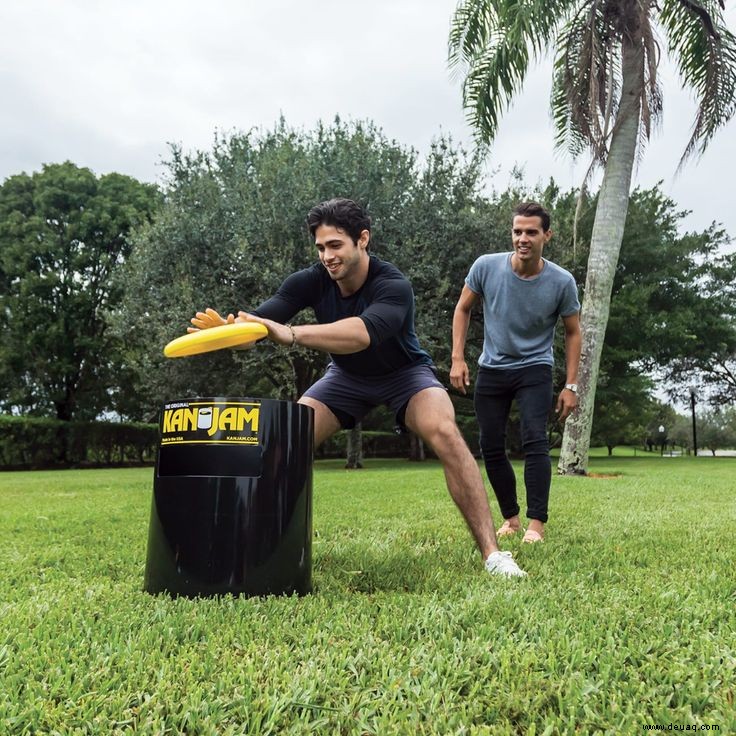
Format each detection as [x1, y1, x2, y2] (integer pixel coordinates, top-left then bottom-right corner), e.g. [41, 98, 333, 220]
[0, 416, 158, 469]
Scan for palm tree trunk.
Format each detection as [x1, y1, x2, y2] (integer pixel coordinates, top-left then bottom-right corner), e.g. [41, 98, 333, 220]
[558, 16, 645, 475]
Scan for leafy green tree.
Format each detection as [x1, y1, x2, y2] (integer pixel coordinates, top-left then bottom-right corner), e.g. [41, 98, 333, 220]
[669, 412, 695, 454]
[118, 119, 418, 419]
[581, 185, 736, 410]
[395, 139, 505, 374]
[698, 408, 736, 455]
[615, 193, 733, 371]
[589, 374, 656, 455]
[448, 0, 736, 474]
[0, 162, 159, 420]
[664, 325, 736, 407]
[697, 349, 736, 406]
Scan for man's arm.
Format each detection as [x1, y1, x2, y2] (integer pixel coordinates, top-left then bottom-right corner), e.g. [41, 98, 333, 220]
[556, 312, 582, 419]
[238, 312, 370, 354]
[191, 308, 371, 354]
[188, 270, 316, 348]
[450, 286, 480, 394]
[238, 274, 411, 354]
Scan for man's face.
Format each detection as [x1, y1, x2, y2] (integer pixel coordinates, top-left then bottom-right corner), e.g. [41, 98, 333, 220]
[511, 215, 551, 261]
[314, 224, 368, 282]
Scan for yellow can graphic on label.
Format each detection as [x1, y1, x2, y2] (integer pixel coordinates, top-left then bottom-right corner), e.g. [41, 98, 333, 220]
[160, 400, 261, 446]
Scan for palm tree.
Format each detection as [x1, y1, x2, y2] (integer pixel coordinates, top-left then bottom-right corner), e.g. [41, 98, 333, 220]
[449, 0, 736, 474]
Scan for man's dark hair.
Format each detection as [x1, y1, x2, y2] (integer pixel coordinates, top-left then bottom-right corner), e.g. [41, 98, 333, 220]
[513, 201, 551, 232]
[307, 198, 372, 245]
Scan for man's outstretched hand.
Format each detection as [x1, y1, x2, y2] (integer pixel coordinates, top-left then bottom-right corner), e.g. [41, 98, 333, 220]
[188, 308, 235, 333]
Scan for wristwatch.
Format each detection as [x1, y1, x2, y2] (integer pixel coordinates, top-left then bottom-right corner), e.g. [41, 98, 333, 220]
[564, 383, 578, 393]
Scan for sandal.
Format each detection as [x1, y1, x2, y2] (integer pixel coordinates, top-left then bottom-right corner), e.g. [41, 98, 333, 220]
[522, 529, 544, 543]
[497, 520, 522, 537]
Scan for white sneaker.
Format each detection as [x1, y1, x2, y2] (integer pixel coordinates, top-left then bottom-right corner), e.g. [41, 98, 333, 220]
[485, 550, 527, 578]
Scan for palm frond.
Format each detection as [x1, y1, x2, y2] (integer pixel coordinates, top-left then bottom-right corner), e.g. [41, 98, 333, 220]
[552, 1, 663, 167]
[448, 0, 497, 80]
[552, 63, 591, 159]
[659, 0, 736, 168]
[552, 1, 622, 164]
[636, 10, 663, 166]
[449, 0, 579, 144]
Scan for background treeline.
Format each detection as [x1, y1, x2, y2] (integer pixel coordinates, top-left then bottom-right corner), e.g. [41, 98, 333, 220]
[1, 118, 735, 467]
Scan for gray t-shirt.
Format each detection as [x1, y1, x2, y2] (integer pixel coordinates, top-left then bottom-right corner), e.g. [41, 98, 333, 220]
[465, 253, 580, 369]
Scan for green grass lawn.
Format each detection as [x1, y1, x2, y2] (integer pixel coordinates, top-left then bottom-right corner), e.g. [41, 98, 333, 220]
[1, 457, 734, 735]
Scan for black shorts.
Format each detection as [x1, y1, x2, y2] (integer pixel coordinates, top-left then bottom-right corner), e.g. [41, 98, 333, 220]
[302, 362, 445, 429]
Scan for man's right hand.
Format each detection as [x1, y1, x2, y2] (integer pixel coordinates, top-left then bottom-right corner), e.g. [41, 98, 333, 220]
[450, 358, 471, 394]
[188, 307, 235, 333]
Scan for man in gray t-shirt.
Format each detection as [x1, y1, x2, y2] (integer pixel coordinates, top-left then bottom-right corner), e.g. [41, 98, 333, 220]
[451, 202, 581, 543]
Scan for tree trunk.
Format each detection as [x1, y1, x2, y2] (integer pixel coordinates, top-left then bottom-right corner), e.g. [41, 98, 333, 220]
[558, 13, 645, 475]
[408, 432, 425, 461]
[345, 422, 364, 469]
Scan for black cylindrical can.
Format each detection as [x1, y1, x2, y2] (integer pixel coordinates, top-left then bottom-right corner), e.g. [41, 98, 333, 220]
[143, 397, 313, 597]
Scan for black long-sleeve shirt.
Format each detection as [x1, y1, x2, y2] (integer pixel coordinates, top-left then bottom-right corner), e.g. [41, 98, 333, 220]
[253, 256, 433, 377]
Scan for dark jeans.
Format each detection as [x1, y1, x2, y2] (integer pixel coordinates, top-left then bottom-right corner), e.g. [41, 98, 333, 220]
[474, 364, 554, 523]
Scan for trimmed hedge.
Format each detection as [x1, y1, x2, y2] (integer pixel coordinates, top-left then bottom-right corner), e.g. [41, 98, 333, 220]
[0, 416, 158, 470]
[1, 418, 477, 469]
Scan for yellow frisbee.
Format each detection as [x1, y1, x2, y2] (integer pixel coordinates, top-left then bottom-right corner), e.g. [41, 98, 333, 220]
[164, 322, 269, 358]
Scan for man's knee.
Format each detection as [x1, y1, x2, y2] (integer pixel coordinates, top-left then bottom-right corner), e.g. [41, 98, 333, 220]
[425, 418, 467, 455]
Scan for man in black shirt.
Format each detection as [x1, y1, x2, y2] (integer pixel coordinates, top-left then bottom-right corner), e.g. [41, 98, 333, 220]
[191, 198, 526, 578]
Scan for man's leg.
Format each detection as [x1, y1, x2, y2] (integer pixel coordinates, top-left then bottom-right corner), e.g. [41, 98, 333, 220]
[474, 368, 520, 527]
[404, 387, 500, 559]
[515, 366, 554, 538]
[299, 396, 342, 448]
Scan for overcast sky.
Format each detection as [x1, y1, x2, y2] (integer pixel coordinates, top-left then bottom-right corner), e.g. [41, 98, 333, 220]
[2, 0, 735, 243]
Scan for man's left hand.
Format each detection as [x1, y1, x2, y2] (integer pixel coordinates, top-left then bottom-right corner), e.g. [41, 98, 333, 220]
[556, 388, 577, 420]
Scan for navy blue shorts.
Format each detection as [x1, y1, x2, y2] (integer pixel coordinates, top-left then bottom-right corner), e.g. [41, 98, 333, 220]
[302, 362, 445, 429]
